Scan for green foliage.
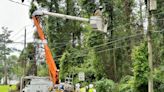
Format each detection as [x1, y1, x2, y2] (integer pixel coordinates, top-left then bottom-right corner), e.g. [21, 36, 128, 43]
[85, 31, 105, 47]
[11, 65, 23, 77]
[80, 0, 96, 16]
[17, 43, 37, 76]
[0, 29, 13, 81]
[0, 28, 13, 56]
[155, 0, 164, 30]
[84, 48, 106, 80]
[131, 42, 149, 91]
[37, 64, 49, 76]
[29, 3, 37, 18]
[59, 40, 107, 83]
[83, 30, 108, 80]
[28, 0, 164, 92]
[95, 79, 115, 92]
[7, 55, 19, 77]
[59, 47, 88, 81]
[118, 75, 134, 92]
[0, 64, 3, 79]
[59, 51, 70, 80]
[154, 67, 164, 92]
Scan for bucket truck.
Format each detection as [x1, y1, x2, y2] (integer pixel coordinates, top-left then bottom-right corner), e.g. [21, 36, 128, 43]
[20, 9, 107, 92]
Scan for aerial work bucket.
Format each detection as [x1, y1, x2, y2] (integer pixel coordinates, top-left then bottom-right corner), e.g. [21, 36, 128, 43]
[90, 16, 108, 33]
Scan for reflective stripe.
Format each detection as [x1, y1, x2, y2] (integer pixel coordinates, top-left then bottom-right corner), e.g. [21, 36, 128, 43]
[42, 39, 47, 44]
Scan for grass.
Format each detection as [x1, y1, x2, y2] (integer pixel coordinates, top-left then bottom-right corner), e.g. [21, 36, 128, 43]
[0, 85, 16, 92]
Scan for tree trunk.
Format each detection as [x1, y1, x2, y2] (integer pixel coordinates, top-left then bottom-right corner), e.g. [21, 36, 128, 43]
[4, 33, 7, 85]
[139, 0, 144, 33]
[72, 33, 76, 47]
[124, 0, 133, 75]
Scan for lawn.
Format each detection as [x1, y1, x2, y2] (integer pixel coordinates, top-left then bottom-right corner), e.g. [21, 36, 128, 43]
[0, 85, 16, 92]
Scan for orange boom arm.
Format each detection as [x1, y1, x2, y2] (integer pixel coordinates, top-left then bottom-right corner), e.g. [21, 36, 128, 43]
[32, 16, 58, 84]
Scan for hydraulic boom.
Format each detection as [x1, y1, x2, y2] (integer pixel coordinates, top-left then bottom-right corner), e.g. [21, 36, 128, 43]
[32, 9, 107, 84]
[32, 16, 58, 84]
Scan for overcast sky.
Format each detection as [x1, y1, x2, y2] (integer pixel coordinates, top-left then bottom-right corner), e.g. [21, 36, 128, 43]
[0, 0, 34, 56]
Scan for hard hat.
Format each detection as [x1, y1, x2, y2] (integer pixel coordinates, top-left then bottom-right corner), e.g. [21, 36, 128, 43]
[89, 84, 93, 88]
[99, 6, 103, 9]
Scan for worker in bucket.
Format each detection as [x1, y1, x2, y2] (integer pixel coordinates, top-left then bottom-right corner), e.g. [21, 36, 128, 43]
[94, 6, 103, 16]
[88, 84, 96, 92]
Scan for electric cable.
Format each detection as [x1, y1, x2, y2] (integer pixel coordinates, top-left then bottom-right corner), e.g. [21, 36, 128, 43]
[55, 29, 164, 58]
[9, 29, 164, 57]
[8, 0, 30, 7]
[10, 25, 33, 42]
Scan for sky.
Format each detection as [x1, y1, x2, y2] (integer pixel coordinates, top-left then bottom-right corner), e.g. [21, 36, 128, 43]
[0, 0, 34, 56]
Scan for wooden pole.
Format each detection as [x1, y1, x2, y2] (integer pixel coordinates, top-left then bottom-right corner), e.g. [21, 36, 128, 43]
[147, 0, 156, 91]
[24, 28, 26, 76]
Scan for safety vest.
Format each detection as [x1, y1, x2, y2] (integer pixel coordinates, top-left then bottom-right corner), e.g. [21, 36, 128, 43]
[80, 87, 86, 92]
[89, 88, 94, 92]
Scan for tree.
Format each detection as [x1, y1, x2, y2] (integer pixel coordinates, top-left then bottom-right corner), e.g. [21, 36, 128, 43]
[18, 43, 37, 76]
[6, 55, 18, 79]
[0, 26, 13, 85]
[27, 1, 164, 91]
[95, 79, 115, 92]
[132, 42, 149, 92]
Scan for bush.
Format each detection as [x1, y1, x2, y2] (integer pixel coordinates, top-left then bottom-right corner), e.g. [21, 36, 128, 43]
[95, 79, 115, 92]
[154, 68, 164, 92]
[131, 43, 148, 91]
[118, 75, 134, 92]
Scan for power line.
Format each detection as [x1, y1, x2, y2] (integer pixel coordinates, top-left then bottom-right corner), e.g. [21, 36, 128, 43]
[10, 28, 24, 39]
[154, 29, 164, 33]
[8, 0, 30, 7]
[34, 22, 161, 48]
[54, 38, 142, 58]
[92, 33, 144, 48]
[16, 30, 162, 60]
[49, 24, 163, 51]
[85, 28, 164, 51]
[12, 29, 163, 57]
[55, 29, 164, 58]
[13, 35, 34, 42]
[10, 24, 33, 41]
[96, 45, 130, 54]
[22, 32, 143, 52]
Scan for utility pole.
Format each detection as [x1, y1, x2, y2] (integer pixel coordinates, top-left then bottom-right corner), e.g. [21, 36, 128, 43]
[147, 0, 156, 92]
[24, 28, 26, 76]
[147, 15, 153, 92]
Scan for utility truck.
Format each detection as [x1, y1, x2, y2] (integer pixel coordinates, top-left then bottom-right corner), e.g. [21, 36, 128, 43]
[21, 8, 107, 92]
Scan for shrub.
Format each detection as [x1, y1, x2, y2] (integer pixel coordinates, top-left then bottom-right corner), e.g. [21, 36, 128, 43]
[95, 79, 115, 92]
